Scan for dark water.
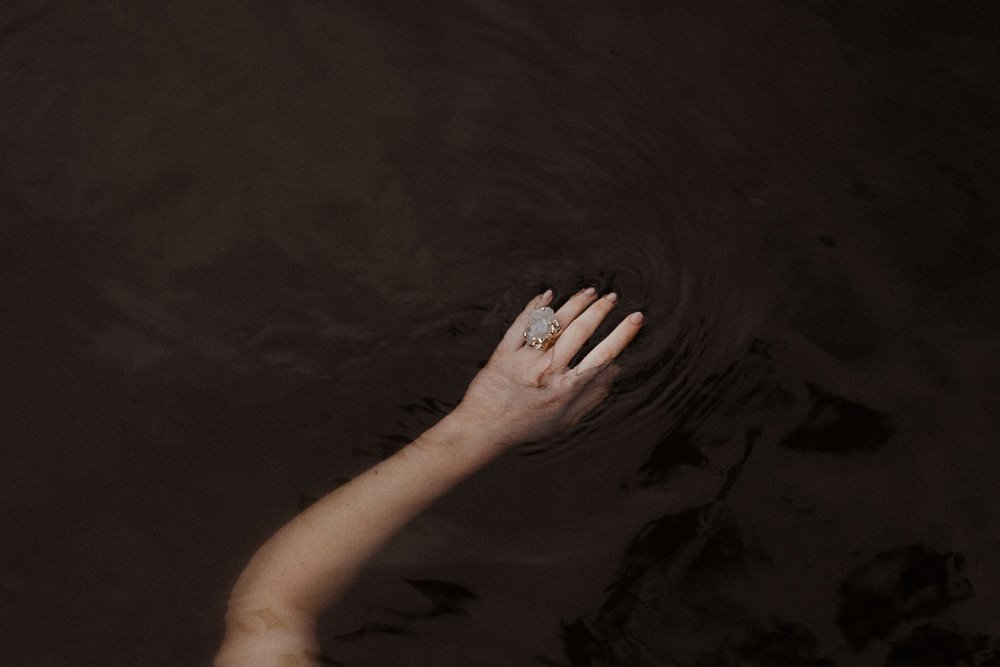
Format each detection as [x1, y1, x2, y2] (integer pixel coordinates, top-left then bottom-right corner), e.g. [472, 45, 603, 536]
[3, 1, 999, 665]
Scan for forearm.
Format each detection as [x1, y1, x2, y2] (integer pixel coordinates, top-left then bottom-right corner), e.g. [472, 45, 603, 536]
[217, 410, 504, 665]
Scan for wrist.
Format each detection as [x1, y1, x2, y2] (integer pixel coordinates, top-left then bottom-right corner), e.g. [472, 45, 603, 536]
[418, 407, 514, 460]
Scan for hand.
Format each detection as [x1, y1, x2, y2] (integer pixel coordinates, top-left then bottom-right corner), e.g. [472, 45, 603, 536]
[451, 287, 644, 448]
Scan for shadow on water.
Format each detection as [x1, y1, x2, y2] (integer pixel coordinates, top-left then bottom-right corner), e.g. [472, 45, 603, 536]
[1, 0, 999, 665]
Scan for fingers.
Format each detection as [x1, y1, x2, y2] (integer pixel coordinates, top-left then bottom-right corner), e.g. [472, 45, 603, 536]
[552, 286, 599, 329]
[573, 311, 644, 374]
[498, 288, 643, 371]
[498, 289, 554, 351]
[550, 292, 620, 368]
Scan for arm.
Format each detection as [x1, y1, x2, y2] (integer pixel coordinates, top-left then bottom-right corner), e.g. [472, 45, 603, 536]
[216, 287, 644, 666]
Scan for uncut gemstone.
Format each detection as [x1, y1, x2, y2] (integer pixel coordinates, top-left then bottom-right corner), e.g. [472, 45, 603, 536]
[526, 307, 555, 339]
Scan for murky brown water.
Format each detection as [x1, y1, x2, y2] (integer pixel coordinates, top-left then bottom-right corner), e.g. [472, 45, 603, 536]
[2, 1, 999, 665]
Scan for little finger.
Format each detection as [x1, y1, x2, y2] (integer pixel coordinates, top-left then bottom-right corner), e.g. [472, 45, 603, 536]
[573, 311, 644, 374]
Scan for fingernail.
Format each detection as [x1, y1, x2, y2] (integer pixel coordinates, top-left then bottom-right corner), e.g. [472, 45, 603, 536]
[605, 292, 618, 303]
[541, 289, 553, 303]
[583, 286, 596, 297]
[629, 311, 644, 324]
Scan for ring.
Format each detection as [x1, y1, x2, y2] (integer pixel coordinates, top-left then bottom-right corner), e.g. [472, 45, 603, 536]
[523, 307, 562, 350]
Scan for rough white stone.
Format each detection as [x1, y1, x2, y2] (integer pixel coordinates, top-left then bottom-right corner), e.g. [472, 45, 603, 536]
[525, 307, 556, 340]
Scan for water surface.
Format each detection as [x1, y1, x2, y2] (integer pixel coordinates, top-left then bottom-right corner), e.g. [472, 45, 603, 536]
[2, 1, 999, 664]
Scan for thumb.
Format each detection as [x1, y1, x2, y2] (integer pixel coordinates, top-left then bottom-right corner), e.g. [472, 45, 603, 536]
[566, 364, 619, 424]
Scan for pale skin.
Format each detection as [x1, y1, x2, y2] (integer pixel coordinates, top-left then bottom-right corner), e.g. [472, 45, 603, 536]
[215, 287, 644, 666]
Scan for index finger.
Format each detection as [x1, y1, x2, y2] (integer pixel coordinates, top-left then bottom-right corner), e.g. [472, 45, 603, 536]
[573, 312, 644, 374]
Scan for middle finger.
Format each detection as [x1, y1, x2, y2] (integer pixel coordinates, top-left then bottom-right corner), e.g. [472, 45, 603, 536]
[551, 286, 598, 330]
[550, 292, 618, 368]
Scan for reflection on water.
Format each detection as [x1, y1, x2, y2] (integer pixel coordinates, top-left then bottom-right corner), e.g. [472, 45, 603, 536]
[2, 0, 999, 664]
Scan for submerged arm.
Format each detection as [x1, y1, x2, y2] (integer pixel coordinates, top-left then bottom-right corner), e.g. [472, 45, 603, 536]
[216, 414, 508, 665]
[216, 288, 643, 665]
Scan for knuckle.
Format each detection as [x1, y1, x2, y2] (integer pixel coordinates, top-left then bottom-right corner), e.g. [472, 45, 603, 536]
[584, 355, 612, 372]
[593, 352, 613, 366]
[529, 366, 552, 388]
